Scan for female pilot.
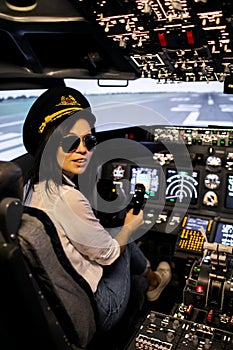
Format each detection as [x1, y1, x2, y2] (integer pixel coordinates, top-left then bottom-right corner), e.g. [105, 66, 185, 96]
[23, 86, 171, 333]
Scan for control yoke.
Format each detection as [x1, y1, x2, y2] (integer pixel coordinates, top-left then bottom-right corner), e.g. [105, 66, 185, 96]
[130, 183, 146, 215]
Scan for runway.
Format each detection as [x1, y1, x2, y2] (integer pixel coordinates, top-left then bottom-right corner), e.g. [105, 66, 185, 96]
[1, 91, 233, 160]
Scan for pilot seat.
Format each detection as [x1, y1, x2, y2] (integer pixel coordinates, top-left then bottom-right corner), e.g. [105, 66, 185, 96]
[0, 160, 97, 349]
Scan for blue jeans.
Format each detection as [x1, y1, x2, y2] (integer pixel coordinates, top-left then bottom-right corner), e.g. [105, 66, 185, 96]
[94, 241, 149, 332]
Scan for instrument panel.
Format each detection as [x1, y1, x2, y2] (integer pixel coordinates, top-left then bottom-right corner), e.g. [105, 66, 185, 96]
[97, 125, 233, 259]
[153, 126, 233, 147]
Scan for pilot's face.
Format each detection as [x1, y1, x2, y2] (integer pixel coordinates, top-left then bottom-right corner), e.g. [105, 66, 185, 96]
[57, 118, 93, 177]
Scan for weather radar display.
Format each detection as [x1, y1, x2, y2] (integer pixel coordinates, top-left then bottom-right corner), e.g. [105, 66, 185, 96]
[166, 168, 199, 205]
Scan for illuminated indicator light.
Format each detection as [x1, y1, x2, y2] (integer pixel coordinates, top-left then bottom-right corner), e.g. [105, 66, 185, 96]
[170, 198, 175, 202]
[220, 140, 225, 145]
[182, 216, 188, 227]
[196, 285, 204, 293]
[206, 309, 214, 322]
[158, 33, 167, 47]
[186, 30, 194, 45]
[207, 220, 212, 231]
[129, 133, 134, 139]
[185, 304, 193, 316]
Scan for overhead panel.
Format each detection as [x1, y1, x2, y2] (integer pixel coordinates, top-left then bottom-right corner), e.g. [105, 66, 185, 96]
[72, 0, 233, 82]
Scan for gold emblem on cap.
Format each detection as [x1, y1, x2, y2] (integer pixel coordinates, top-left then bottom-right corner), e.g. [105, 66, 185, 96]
[56, 95, 82, 107]
[38, 95, 83, 134]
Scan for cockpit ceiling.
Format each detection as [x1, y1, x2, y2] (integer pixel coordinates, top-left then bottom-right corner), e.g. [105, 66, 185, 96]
[0, 0, 233, 82]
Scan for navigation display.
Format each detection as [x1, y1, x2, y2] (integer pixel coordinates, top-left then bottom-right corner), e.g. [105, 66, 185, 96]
[166, 168, 199, 205]
[130, 166, 160, 199]
[214, 222, 233, 246]
[225, 174, 233, 209]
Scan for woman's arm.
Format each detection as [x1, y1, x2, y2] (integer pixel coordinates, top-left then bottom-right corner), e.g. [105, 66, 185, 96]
[114, 208, 144, 254]
[58, 187, 144, 263]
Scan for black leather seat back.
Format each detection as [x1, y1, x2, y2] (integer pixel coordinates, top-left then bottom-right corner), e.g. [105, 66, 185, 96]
[0, 160, 96, 349]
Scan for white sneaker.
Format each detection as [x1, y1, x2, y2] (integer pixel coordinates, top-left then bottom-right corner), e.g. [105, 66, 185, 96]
[147, 261, 172, 302]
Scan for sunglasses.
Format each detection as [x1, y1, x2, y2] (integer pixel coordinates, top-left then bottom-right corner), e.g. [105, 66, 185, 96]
[60, 134, 97, 153]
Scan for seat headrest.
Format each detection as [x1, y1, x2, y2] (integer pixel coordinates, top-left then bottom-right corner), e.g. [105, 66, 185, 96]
[0, 161, 23, 201]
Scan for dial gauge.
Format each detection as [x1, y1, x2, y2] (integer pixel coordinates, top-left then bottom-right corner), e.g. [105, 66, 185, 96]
[204, 174, 220, 189]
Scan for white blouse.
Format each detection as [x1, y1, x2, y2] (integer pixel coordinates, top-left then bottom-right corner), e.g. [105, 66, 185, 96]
[24, 177, 120, 292]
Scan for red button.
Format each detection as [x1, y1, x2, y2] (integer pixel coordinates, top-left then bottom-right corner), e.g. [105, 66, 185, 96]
[196, 285, 204, 293]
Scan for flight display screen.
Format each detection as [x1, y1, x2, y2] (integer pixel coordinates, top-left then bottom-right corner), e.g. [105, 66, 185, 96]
[166, 168, 199, 205]
[112, 164, 127, 181]
[225, 174, 233, 209]
[130, 166, 160, 199]
[214, 222, 233, 246]
[185, 216, 209, 232]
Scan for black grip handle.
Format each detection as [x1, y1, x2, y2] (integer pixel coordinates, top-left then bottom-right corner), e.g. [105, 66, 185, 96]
[131, 183, 146, 215]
